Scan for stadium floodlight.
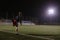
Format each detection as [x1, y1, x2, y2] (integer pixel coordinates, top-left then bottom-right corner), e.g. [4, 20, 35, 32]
[45, 6, 58, 19]
[48, 9, 54, 15]
[46, 7, 56, 17]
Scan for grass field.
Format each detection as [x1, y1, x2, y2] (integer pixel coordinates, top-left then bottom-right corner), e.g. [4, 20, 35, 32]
[0, 24, 60, 40]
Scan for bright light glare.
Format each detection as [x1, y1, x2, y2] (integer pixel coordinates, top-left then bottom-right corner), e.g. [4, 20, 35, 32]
[45, 7, 57, 18]
[48, 9, 54, 15]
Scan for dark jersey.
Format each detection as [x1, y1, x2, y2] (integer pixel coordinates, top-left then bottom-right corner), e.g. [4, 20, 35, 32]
[12, 18, 18, 27]
[15, 16, 19, 22]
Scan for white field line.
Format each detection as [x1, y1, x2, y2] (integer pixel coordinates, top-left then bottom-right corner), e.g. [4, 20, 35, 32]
[20, 33, 54, 40]
[0, 22, 54, 40]
[0, 30, 54, 40]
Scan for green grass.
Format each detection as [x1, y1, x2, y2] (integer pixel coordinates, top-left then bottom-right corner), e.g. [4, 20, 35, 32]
[0, 25, 60, 40]
[20, 25, 60, 35]
[0, 31, 46, 40]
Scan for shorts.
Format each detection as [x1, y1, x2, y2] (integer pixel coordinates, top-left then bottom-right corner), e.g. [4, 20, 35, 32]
[13, 22, 18, 27]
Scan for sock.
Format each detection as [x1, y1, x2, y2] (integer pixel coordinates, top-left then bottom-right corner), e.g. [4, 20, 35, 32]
[16, 27, 18, 34]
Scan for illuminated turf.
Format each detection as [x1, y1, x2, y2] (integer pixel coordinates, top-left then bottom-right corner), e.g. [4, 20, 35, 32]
[0, 25, 60, 35]
[0, 25, 60, 40]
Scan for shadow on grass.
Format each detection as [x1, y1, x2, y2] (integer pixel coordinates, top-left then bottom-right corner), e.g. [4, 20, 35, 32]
[29, 34, 60, 40]
[29, 34, 60, 36]
[0, 31, 46, 40]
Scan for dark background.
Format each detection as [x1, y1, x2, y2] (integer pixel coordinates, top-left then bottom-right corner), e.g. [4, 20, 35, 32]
[0, 0, 60, 23]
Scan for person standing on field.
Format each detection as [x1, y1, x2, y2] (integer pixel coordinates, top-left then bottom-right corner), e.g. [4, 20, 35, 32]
[19, 13, 22, 25]
[12, 16, 19, 35]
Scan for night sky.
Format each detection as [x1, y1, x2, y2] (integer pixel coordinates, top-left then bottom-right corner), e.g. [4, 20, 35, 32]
[0, 0, 60, 20]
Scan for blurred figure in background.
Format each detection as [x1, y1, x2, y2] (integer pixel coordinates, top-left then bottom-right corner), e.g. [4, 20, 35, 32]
[19, 13, 22, 26]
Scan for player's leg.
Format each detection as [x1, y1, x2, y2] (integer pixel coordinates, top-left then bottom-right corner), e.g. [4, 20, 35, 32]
[16, 23, 19, 35]
[16, 27, 18, 34]
[20, 19, 22, 26]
